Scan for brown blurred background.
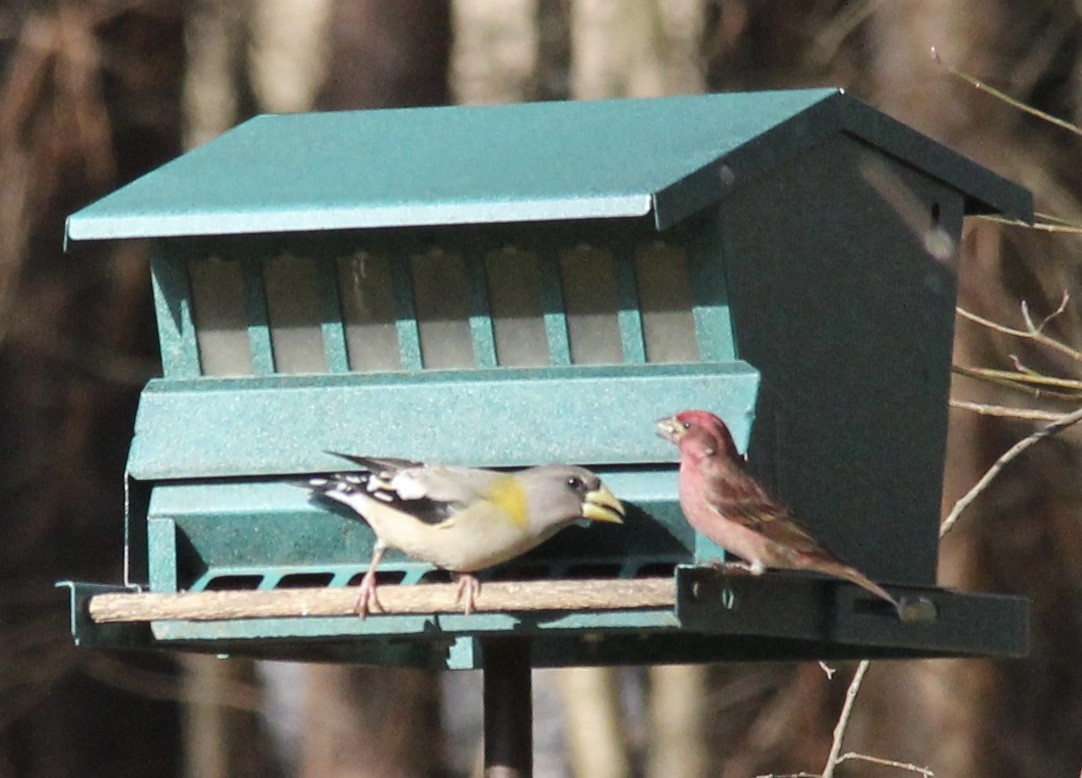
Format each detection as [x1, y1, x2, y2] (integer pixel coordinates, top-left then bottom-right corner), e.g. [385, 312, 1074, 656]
[1, 1, 1079, 776]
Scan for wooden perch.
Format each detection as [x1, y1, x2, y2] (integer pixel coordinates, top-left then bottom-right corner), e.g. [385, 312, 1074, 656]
[88, 577, 677, 623]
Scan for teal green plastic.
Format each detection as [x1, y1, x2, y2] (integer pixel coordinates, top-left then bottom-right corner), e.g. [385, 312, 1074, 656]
[126, 363, 759, 479]
[147, 214, 729, 380]
[64, 90, 1031, 244]
[150, 242, 200, 375]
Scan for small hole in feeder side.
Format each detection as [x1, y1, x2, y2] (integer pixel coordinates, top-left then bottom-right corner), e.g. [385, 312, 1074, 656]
[203, 574, 264, 591]
[346, 570, 407, 586]
[563, 563, 622, 579]
[633, 561, 677, 579]
[486, 564, 552, 582]
[278, 572, 335, 588]
[418, 569, 454, 584]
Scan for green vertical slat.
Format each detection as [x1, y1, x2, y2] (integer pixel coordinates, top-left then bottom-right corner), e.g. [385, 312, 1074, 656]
[390, 254, 423, 370]
[465, 250, 498, 368]
[317, 259, 350, 373]
[243, 259, 276, 375]
[687, 219, 736, 362]
[149, 242, 201, 378]
[613, 246, 646, 364]
[147, 517, 179, 592]
[539, 248, 572, 366]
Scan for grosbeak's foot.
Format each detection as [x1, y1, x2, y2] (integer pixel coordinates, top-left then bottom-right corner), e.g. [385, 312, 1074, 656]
[454, 574, 481, 615]
[354, 571, 384, 619]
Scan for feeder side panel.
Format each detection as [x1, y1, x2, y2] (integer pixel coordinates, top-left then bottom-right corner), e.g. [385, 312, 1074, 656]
[720, 134, 964, 586]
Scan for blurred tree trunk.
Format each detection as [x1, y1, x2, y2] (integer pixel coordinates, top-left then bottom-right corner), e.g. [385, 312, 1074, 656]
[300, 664, 442, 778]
[701, 1, 1082, 776]
[0, 3, 185, 777]
[316, 0, 451, 109]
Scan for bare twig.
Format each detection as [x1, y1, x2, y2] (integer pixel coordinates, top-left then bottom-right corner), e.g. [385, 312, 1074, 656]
[817, 661, 837, 679]
[952, 364, 1082, 400]
[837, 752, 934, 776]
[821, 660, 870, 778]
[1009, 354, 1044, 377]
[1023, 295, 1071, 335]
[950, 399, 1068, 422]
[940, 404, 1082, 538]
[977, 213, 1082, 234]
[933, 46, 1082, 138]
[957, 295, 1082, 365]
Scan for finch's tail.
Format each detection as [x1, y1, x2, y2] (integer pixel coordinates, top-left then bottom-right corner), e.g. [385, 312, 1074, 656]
[821, 560, 900, 613]
[809, 558, 900, 614]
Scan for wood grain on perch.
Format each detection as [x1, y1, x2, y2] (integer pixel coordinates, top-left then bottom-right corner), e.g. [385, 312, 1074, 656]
[88, 577, 677, 623]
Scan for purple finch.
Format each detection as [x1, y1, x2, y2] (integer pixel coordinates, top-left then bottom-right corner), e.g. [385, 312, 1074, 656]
[658, 410, 899, 613]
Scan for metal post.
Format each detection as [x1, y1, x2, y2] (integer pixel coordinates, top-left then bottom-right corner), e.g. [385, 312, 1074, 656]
[482, 637, 532, 778]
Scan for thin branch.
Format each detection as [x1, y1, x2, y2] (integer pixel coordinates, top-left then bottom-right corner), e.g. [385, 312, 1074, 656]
[976, 213, 1082, 234]
[950, 399, 1069, 422]
[1022, 295, 1070, 335]
[940, 404, 1082, 538]
[821, 660, 870, 778]
[957, 296, 1082, 366]
[837, 752, 934, 776]
[1009, 354, 1044, 377]
[952, 364, 1082, 400]
[933, 46, 1082, 138]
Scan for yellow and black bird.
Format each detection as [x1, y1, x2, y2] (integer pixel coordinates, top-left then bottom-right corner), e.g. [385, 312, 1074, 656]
[307, 453, 625, 617]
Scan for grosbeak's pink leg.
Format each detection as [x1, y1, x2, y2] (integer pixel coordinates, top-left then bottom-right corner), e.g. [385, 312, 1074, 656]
[454, 574, 481, 615]
[354, 543, 387, 618]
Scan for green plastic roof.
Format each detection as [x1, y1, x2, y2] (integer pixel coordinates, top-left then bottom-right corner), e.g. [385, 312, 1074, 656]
[65, 89, 1031, 242]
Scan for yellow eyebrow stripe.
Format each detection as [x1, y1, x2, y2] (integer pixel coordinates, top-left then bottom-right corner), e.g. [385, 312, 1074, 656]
[485, 475, 528, 528]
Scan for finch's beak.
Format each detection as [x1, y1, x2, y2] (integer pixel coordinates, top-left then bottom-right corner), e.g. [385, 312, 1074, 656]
[656, 415, 685, 444]
[582, 484, 625, 524]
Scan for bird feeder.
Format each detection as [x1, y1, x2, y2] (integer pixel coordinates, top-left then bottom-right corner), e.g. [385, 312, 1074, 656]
[61, 90, 1030, 670]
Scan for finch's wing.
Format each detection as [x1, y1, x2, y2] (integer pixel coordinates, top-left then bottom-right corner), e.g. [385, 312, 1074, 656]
[708, 484, 835, 558]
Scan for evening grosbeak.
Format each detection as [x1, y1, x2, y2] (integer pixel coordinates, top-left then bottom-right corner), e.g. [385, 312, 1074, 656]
[306, 453, 625, 617]
[657, 410, 900, 613]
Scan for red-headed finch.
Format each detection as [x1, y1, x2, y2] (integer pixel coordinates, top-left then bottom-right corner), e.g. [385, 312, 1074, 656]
[657, 410, 900, 614]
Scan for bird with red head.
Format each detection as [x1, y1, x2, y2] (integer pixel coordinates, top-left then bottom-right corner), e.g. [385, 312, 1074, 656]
[657, 409, 900, 613]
